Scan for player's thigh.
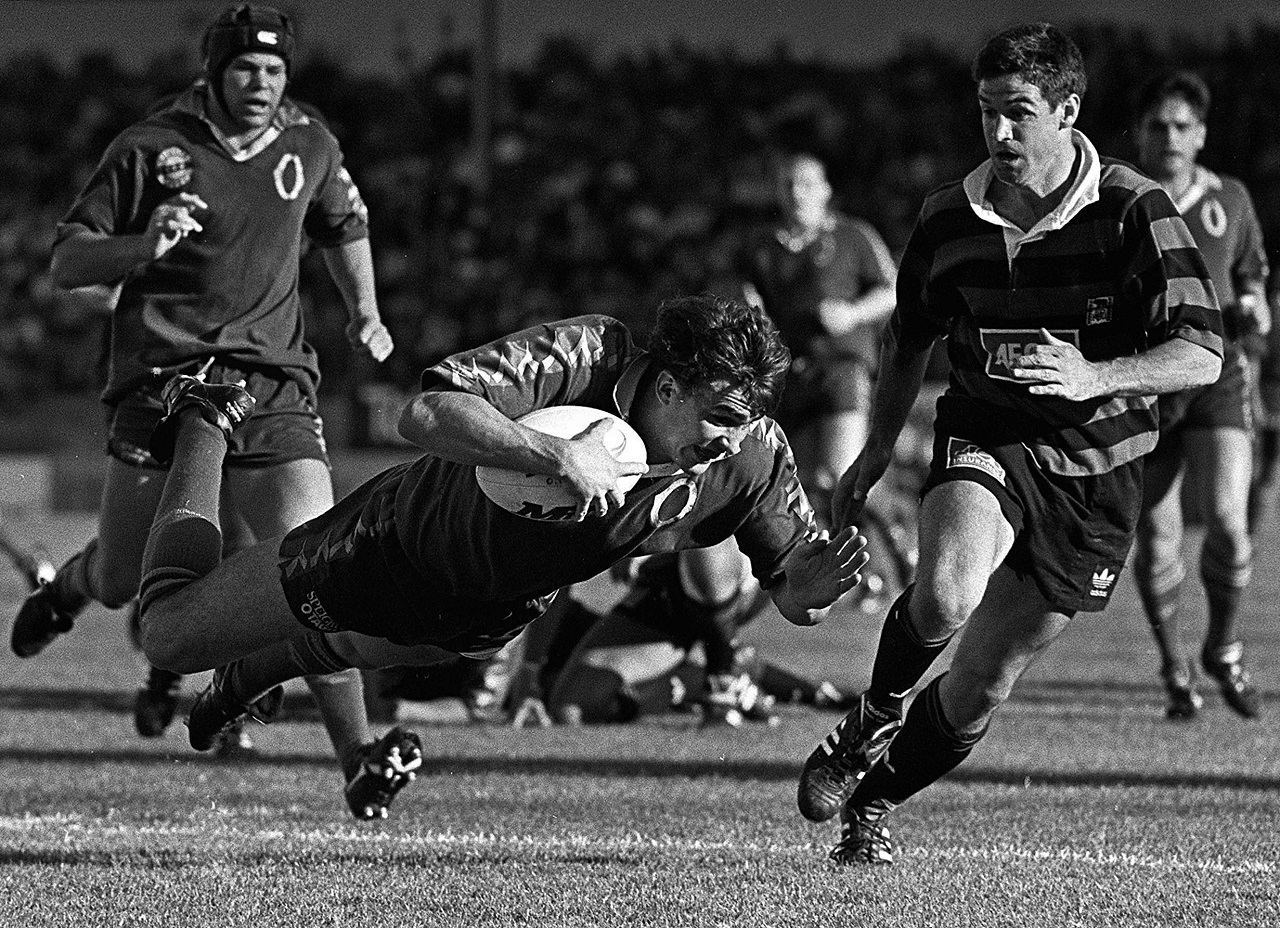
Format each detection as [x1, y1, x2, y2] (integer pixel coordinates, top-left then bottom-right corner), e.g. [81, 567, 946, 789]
[1184, 427, 1252, 531]
[556, 609, 688, 689]
[813, 410, 868, 481]
[94, 457, 167, 606]
[226, 457, 335, 536]
[141, 537, 303, 673]
[677, 537, 750, 605]
[321, 633, 459, 671]
[939, 564, 1074, 733]
[912, 479, 1015, 636]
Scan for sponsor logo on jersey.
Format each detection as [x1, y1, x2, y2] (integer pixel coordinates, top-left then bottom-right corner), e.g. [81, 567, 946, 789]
[156, 146, 194, 188]
[299, 589, 340, 631]
[978, 328, 1079, 382]
[1089, 566, 1117, 598]
[1200, 198, 1227, 238]
[945, 437, 1006, 484]
[1085, 297, 1113, 325]
[273, 152, 304, 200]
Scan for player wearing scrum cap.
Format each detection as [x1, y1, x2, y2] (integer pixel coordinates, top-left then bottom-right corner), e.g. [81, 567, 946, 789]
[9, 4, 404, 819]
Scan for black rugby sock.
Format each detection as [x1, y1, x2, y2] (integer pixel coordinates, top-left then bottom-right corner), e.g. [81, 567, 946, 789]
[850, 673, 986, 816]
[866, 586, 953, 714]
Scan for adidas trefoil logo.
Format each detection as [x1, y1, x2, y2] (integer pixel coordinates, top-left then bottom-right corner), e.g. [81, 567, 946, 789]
[1089, 567, 1116, 597]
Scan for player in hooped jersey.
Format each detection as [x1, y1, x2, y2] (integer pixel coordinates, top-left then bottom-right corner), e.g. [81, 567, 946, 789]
[798, 24, 1224, 865]
[1130, 70, 1269, 720]
[129, 296, 867, 812]
[8, 5, 409, 818]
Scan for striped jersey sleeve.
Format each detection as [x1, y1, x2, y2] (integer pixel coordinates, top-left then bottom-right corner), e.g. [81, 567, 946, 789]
[890, 160, 1222, 477]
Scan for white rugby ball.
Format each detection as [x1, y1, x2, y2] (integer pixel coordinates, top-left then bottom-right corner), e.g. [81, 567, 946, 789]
[476, 405, 648, 521]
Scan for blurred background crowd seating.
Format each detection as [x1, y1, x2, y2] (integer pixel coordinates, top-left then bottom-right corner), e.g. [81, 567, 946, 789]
[5, 22, 1280, 443]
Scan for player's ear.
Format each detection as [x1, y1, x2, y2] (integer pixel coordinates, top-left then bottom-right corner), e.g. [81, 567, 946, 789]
[655, 370, 681, 406]
[1059, 93, 1081, 130]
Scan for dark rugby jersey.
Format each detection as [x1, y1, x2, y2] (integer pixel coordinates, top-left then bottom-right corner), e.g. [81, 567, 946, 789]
[892, 131, 1223, 477]
[1171, 166, 1268, 315]
[743, 213, 897, 365]
[355, 316, 815, 653]
[58, 83, 369, 404]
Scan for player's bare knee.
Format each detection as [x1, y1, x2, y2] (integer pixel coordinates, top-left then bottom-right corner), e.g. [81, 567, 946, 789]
[910, 580, 977, 639]
[137, 604, 203, 674]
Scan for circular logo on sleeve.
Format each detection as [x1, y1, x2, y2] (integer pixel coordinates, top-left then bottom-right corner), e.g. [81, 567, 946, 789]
[155, 146, 194, 188]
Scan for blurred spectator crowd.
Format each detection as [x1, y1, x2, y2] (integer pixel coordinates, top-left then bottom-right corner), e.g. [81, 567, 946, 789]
[7, 23, 1280, 424]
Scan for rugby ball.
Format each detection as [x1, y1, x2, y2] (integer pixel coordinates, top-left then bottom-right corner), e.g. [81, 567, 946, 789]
[476, 406, 648, 521]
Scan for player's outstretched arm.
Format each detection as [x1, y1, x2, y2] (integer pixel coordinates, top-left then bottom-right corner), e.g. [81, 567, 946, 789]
[832, 326, 932, 527]
[322, 238, 394, 362]
[771, 526, 869, 627]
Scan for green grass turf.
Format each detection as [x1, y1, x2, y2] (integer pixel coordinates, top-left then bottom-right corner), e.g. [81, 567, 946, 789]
[1, 510, 1278, 926]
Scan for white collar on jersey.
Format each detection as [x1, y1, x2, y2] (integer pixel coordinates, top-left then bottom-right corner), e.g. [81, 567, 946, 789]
[963, 128, 1102, 233]
[1170, 164, 1223, 214]
[963, 129, 1102, 263]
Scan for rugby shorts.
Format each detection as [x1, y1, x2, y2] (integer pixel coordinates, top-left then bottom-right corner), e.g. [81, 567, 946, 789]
[1156, 346, 1252, 435]
[107, 362, 328, 470]
[773, 353, 871, 429]
[277, 463, 552, 657]
[921, 397, 1142, 614]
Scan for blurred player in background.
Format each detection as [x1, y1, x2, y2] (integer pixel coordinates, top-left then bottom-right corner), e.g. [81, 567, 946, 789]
[802, 23, 1223, 865]
[487, 551, 855, 728]
[7, 4, 408, 816]
[130, 296, 867, 813]
[1248, 280, 1280, 532]
[741, 153, 897, 518]
[1130, 70, 1268, 720]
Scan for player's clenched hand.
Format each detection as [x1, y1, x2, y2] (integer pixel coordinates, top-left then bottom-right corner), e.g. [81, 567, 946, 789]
[778, 526, 869, 624]
[146, 192, 207, 260]
[1010, 328, 1102, 400]
[558, 419, 648, 521]
[346, 316, 395, 362]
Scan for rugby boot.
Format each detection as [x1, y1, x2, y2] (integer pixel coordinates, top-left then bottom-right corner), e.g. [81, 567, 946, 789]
[134, 665, 183, 738]
[11, 581, 79, 658]
[212, 718, 259, 759]
[830, 803, 895, 866]
[187, 665, 284, 751]
[1202, 642, 1262, 719]
[797, 693, 902, 822]
[344, 726, 425, 820]
[1161, 669, 1203, 721]
[149, 373, 256, 465]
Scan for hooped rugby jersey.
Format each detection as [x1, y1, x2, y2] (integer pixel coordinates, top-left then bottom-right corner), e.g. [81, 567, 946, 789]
[58, 83, 369, 404]
[892, 131, 1223, 477]
[375, 316, 816, 647]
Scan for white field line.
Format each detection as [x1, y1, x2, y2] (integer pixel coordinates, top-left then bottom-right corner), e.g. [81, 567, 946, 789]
[0, 814, 1275, 876]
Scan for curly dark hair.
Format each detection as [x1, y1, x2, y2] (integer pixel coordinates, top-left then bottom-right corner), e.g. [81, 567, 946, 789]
[647, 294, 791, 419]
[971, 22, 1087, 110]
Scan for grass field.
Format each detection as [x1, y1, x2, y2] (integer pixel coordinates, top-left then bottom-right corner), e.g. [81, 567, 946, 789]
[1, 509, 1277, 927]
